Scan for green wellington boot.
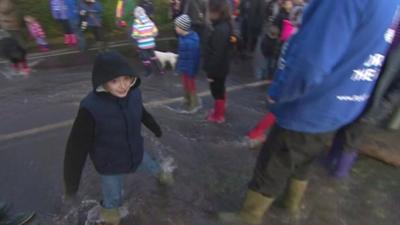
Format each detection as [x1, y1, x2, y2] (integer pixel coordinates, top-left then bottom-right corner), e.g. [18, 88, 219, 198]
[219, 190, 275, 225]
[188, 92, 201, 113]
[158, 170, 175, 186]
[100, 207, 121, 225]
[282, 179, 308, 215]
[184, 91, 190, 106]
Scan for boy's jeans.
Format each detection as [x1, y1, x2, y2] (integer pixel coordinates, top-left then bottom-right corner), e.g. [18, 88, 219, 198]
[100, 151, 161, 209]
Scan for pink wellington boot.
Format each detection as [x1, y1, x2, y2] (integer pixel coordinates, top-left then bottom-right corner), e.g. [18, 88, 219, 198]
[69, 34, 78, 46]
[64, 34, 69, 45]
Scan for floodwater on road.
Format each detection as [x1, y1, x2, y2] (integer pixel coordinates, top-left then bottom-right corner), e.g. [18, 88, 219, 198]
[0, 43, 399, 225]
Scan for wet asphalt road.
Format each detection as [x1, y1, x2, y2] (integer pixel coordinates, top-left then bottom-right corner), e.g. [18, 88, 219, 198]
[0, 44, 399, 225]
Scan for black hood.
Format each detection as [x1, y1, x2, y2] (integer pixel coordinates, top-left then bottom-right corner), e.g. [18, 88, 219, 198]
[92, 51, 141, 90]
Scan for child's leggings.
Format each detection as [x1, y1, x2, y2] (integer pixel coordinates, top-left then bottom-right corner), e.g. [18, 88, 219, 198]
[208, 76, 226, 100]
[182, 74, 196, 92]
[138, 49, 162, 72]
[100, 151, 161, 209]
[57, 19, 73, 34]
[36, 37, 48, 47]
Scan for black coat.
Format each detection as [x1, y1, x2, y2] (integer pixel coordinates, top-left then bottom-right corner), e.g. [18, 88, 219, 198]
[1, 36, 25, 62]
[63, 51, 162, 195]
[182, 0, 207, 26]
[64, 94, 161, 195]
[261, 34, 280, 58]
[203, 20, 232, 78]
[248, 0, 267, 36]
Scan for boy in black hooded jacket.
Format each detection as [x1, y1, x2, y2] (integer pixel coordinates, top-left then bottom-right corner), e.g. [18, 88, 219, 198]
[63, 51, 164, 225]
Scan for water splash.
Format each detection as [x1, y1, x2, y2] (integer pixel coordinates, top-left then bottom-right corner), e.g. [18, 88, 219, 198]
[85, 203, 129, 225]
[85, 205, 102, 225]
[147, 133, 178, 176]
[160, 156, 177, 174]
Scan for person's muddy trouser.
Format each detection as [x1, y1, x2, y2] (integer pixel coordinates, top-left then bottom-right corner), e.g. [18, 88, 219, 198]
[100, 152, 161, 209]
[249, 125, 334, 198]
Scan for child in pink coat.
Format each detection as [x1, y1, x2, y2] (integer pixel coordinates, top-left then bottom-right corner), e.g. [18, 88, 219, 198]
[24, 16, 49, 52]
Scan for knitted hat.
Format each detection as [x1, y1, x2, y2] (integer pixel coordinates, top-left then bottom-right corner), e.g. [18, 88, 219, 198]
[175, 14, 191, 32]
[92, 51, 138, 90]
[134, 6, 147, 19]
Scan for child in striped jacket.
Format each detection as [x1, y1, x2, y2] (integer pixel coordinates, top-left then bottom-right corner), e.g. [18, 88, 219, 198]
[24, 16, 49, 52]
[132, 7, 163, 76]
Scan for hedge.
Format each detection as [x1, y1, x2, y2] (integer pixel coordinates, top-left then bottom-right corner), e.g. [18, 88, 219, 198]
[14, 0, 170, 38]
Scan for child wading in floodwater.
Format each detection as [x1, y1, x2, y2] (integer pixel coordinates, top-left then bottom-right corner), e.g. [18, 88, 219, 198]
[63, 51, 173, 225]
[175, 14, 202, 113]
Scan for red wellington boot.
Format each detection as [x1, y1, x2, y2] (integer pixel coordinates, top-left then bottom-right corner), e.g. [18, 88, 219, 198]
[207, 99, 226, 123]
[20, 61, 31, 75]
[247, 112, 276, 140]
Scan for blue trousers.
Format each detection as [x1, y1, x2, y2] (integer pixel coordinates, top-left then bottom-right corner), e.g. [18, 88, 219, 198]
[100, 151, 161, 209]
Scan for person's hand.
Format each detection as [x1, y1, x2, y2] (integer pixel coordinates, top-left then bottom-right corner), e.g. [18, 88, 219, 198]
[207, 78, 214, 83]
[267, 96, 276, 104]
[230, 35, 238, 44]
[80, 10, 87, 16]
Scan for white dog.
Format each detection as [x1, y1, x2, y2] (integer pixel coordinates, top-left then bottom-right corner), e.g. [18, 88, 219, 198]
[154, 51, 178, 70]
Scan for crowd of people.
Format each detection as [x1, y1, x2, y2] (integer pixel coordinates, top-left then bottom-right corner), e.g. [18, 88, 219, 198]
[0, 0, 399, 225]
[0, 0, 102, 76]
[65, 1, 399, 225]
[0, 0, 155, 77]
